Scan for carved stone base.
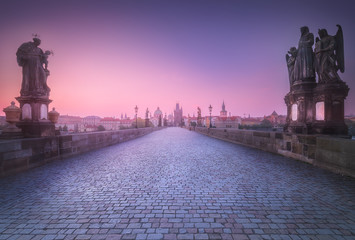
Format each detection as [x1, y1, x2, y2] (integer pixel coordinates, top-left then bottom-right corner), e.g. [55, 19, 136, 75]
[0, 125, 23, 139]
[285, 79, 350, 136]
[16, 121, 55, 138]
[312, 82, 349, 135]
[287, 123, 312, 134]
[312, 121, 348, 135]
[284, 80, 317, 134]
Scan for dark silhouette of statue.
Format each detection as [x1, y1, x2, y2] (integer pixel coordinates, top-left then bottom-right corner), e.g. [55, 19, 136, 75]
[197, 107, 202, 127]
[286, 47, 298, 86]
[145, 108, 149, 119]
[294, 26, 315, 81]
[16, 37, 51, 96]
[314, 25, 344, 83]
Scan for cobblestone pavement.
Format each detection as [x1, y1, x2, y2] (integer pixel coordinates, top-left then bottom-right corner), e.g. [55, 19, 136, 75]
[1, 128, 355, 240]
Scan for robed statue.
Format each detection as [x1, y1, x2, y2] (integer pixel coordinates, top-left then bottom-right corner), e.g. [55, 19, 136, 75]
[16, 37, 51, 96]
[294, 26, 315, 82]
[314, 25, 344, 83]
[145, 108, 149, 119]
[197, 107, 202, 127]
[286, 47, 298, 86]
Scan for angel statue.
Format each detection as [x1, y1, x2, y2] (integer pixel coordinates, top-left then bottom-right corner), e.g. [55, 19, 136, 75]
[286, 47, 298, 87]
[314, 25, 344, 83]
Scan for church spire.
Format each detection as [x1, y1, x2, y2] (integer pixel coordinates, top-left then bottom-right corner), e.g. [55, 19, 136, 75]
[220, 100, 227, 117]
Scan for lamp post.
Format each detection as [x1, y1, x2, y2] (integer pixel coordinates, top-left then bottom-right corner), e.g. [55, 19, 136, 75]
[134, 105, 138, 128]
[209, 104, 212, 128]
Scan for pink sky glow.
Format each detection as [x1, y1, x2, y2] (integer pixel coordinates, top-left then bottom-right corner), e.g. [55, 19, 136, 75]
[0, 0, 354, 118]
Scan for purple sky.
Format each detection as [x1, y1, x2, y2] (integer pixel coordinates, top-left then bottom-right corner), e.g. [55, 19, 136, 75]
[0, 0, 354, 118]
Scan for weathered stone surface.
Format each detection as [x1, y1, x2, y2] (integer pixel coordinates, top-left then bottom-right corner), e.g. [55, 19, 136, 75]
[0, 127, 161, 177]
[194, 127, 355, 177]
[3, 149, 32, 160]
[0, 141, 21, 152]
[0, 128, 354, 240]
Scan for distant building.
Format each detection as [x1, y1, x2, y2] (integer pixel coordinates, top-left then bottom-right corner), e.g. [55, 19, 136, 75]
[205, 116, 217, 128]
[100, 117, 120, 130]
[264, 111, 286, 126]
[220, 101, 227, 117]
[214, 101, 241, 128]
[167, 113, 174, 126]
[56, 115, 82, 132]
[82, 116, 101, 132]
[174, 103, 183, 126]
[83, 116, 101, 127]
[151, 107, 163, 127]
[119, 118, 133, 128]
[187, 115, 198, 126]
[241, 117, 263, 126]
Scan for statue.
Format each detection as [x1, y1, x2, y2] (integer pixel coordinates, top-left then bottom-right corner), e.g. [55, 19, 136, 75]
[145, 108, 149, 119]
[16, 37, 51, 96]
[314, 25, 344, 83]
[286, 47, 298, 86]
[294, 26, 315, 81]
[197, 107, 202, 127]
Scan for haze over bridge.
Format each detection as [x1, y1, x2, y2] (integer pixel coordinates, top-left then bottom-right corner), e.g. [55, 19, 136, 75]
[0, 128, 354, 240]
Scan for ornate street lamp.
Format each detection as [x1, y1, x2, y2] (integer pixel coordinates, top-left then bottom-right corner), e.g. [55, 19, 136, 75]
[209, 104, 212, 128]
[134, 105, 138, 128]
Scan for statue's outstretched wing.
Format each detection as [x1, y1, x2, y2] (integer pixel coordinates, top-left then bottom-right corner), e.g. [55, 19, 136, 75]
[335, 24, 344, 73]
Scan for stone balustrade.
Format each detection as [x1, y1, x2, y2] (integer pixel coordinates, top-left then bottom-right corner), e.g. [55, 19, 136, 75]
[0, 127, 162, 177]
[193, 127, 355, 178]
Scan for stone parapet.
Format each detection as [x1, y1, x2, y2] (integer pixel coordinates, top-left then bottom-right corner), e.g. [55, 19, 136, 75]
[194, 127, 355, 178]
[0, 127, 162, 177]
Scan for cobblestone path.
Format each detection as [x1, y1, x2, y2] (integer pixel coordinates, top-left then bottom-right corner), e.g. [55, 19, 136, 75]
[1, 128, 355, 240]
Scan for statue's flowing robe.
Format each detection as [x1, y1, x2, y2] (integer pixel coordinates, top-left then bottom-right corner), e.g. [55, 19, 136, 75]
[294, 32, 315, 81]
[318, 35, 340, 82]
[286, 54, 296, 86]
[16, 42, 47, 96]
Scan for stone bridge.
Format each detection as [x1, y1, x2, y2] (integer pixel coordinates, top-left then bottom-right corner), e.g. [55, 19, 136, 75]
[0, 128, 354, 239]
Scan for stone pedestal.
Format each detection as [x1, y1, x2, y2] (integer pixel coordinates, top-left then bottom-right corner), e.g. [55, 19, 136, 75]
[16, 95, 55, 137]
[285, 79, 349, 135]
[312, 82, 349, 135]
[284, 80, 317, 134]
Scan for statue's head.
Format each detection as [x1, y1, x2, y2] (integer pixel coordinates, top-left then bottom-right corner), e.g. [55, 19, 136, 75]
[33, 38, 41, 46]
[288, 47, 297, 56]
[300, 26, 309, 35]
[318, 29, 328, 38]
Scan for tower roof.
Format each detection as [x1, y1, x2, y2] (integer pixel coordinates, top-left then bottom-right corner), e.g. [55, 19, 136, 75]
[222, 101, 226, 111]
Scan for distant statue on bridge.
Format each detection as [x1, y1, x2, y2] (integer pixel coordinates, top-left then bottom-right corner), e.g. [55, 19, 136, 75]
[314, 25, 344, 83]
[294, 26, 315, 82]
[145, 108, 149, 119]
[16, 36, 51, 97]
[197, 107, 202, 127]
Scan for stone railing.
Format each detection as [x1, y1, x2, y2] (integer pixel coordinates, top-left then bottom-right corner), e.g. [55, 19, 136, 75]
[0, 127, 163, 177]
[193, 127, 355, 178]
